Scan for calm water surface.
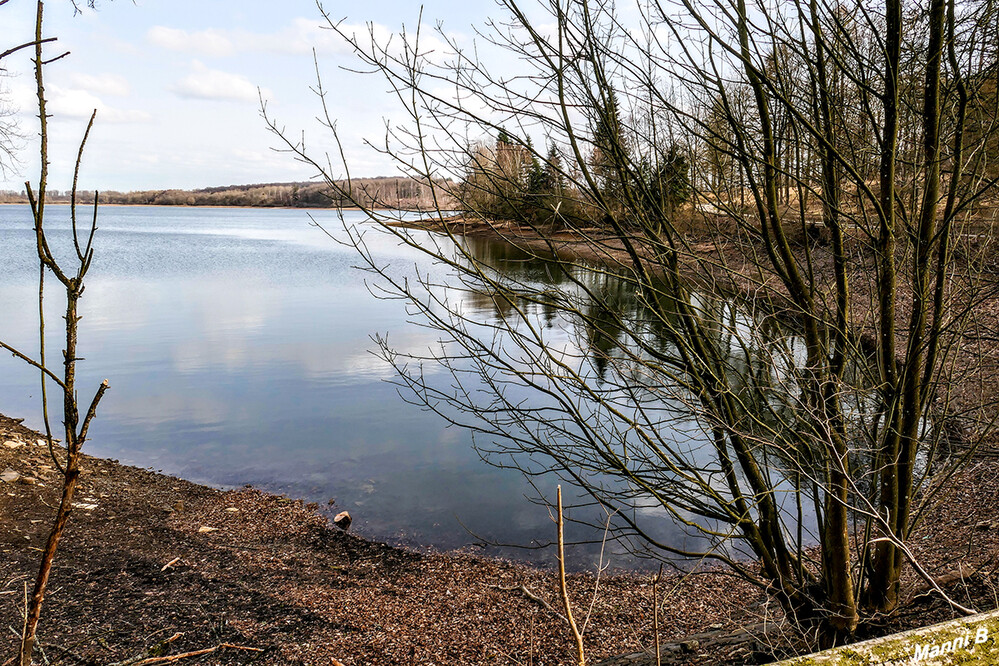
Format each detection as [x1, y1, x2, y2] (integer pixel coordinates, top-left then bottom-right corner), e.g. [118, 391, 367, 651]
[0, 204, 705, 568]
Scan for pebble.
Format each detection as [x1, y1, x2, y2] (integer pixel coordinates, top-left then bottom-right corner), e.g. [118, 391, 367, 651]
[333, 511, 352, 530]
[1, 469, 19, 484]
[198, 526, 219, 533]
[3, 440, 23, 449]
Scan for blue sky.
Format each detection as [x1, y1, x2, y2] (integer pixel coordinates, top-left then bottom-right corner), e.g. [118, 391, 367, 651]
[1, 0, 490, 192]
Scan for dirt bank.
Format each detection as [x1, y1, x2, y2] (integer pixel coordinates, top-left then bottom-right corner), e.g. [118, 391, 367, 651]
[4, 410, 999, 665]
[1, 414, 773, 665]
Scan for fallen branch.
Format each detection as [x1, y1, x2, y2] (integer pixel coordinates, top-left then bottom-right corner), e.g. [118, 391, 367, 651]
[911, 561, 990, 603]
[108, 633, 184, 666]
[131, 643, 264, 665]
[489, 583, 568, 623]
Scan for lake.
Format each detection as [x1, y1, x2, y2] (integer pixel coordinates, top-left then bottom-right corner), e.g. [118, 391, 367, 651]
[2, 204, 721, 569]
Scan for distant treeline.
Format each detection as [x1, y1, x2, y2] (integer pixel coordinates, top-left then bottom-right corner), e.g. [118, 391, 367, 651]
[0, 177, 456, 210]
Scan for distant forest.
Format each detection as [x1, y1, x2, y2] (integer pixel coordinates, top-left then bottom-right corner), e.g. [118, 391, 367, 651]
[0, 177, 456, 210]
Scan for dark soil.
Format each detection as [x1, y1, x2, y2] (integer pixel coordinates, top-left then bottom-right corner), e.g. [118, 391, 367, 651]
[4, 412, 999, 665]
[1, 415, 770, 665]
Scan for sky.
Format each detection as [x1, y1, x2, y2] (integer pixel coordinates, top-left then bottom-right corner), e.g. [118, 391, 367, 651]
[0, 0, 493, 192]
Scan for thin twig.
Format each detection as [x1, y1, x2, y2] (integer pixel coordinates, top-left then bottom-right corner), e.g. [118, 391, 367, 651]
[653, 563, 663, 666]
[557, 486, 586, 666]
[160, 558, 181, 572]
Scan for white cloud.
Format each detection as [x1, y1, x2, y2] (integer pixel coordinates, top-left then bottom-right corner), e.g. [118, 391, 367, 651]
[276, 19, 454, 64]
[46, 86, 152, 124]
[147, 26, 236, 57]
[65, 73, 131, 97]
[7, 83, 38, 117]
[144, 19, 365, 57]
[99, 108, 155, 124]
[172, 61, 266, 102]
[148, 19, 450, 61]
[251, 18, 387, 56]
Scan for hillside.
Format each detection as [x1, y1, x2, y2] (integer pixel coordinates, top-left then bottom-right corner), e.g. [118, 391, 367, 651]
[0, 176, 457, 211]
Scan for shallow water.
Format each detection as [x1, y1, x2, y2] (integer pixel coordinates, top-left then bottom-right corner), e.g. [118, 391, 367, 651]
[2, 204, 719, 569]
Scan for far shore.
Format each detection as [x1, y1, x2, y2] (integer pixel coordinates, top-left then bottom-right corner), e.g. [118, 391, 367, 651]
[0, 200, 434, 213]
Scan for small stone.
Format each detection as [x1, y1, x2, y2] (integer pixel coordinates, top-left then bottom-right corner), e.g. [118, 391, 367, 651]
[333, 511, 352, 530]
[709, 623, 724, 630]
[3, 440, 23, 449]
[198, 526, 218, 533]
[1, 469, 19, 484]
[72, 502, 98, 510]
[224, 507, 239, 513]
[37, 439, 47, 447]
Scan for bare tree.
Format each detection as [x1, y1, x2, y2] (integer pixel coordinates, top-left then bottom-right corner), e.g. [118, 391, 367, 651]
[269, 0, 999, 645]
[1, 2, 108, 664]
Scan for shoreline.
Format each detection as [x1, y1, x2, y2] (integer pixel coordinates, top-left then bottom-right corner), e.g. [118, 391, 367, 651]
[0, 201, 433, 213]
[4, 213, 999, 663]
[4, 406, 999, 664]
[0, 413, 769, 665]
